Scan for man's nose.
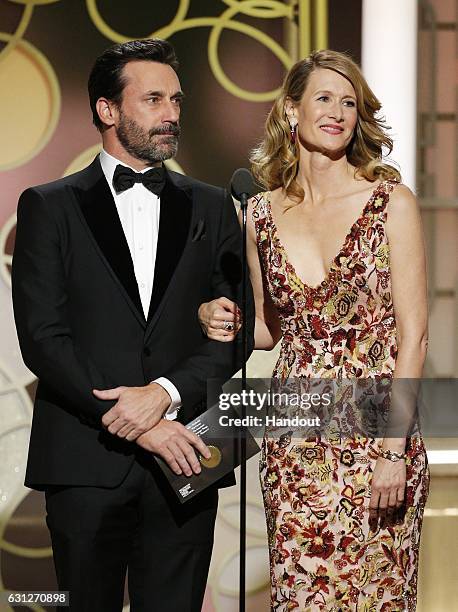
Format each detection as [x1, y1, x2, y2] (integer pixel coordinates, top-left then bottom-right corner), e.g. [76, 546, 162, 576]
[162, 99, 180, 123]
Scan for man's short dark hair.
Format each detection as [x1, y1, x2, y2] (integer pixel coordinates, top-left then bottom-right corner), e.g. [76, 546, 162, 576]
[88, 39, 179, 131]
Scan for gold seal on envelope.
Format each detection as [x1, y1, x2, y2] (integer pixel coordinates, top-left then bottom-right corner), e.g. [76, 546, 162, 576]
[200, 445, 222, 469]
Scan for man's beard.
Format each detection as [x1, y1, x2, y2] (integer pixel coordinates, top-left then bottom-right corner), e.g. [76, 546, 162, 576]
[116, 110, 180, 164]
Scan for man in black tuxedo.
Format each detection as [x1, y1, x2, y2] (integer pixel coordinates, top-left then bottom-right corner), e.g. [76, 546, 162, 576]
[12, 39, 253, 611]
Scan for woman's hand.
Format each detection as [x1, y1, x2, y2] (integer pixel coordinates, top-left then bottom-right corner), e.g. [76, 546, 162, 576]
[198, 297, 242, 342]
[369, 456, 406, 530]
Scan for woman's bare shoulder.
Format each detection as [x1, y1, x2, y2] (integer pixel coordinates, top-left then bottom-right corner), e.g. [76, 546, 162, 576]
[389, 182, 416, 201]
[387, 183, 419, 216]
[385, 183, 421, 240]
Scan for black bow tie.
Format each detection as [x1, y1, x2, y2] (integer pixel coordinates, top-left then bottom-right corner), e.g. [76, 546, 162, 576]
[112, 164, 166, 195]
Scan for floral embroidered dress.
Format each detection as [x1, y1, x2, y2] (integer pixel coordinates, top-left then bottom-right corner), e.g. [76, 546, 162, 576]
[252, 181, 429, 611]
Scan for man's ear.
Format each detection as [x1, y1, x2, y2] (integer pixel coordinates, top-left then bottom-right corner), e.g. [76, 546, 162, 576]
[96, 97, 118, 128]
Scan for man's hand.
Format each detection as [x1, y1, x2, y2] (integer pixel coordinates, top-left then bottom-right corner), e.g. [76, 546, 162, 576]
[94, 383, 171, 441]
[137, 420, 211, 476]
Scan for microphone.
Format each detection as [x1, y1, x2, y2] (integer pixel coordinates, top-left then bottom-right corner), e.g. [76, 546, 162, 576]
[230, 168, 256, 210]
[230, 167, 256, 612]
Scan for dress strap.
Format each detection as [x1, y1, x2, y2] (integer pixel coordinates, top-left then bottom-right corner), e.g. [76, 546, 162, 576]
[366, 179, 399, 220]
[251, 191, 270, 222]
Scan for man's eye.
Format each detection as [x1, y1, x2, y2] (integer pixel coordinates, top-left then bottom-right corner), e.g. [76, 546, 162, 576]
[148, 97, 159, 103]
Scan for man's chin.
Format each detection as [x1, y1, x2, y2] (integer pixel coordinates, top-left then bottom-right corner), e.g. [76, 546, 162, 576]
[130, 139, 178, 164]
[151, 144, 178, 163]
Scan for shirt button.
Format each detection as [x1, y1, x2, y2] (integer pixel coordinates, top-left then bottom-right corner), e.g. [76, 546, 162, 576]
[139, 244, 144, 251]
[140, 282, 145, 288]
[143, 347, 151, 357]
[137, 206, 142, 212]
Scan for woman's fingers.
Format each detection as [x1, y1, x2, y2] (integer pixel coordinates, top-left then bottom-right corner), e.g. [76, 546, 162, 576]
[211, 310, 236, 324]
[209, 319, 237, 333]
[211, 310, 243, 331]
[368, 456, 407, 529]
[388, 488, 398, 509]
[386, 489, 398, 524]
[378, 492, 389, 509]
[215, 296, 238, 311]
[378, 491, 389, 526]
[202, 298, 243, 332]
[369, 488, 380, 528]
[208, 329, 236, 341]
[199, 297, 242, 342]
[369, 485, 405, 530]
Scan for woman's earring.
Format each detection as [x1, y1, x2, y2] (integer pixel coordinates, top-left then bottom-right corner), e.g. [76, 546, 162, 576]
[289, 120, 297, 144]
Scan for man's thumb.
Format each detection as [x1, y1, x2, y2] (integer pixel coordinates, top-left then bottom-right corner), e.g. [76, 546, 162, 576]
[93, 386, 126, 400]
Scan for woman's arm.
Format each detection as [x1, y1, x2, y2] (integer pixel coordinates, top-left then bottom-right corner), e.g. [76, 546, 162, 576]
[243, 200, 282, 350]
[369, 183, 428, 525]
[198, 198, 282, 350]
[384, 183, 428, 449]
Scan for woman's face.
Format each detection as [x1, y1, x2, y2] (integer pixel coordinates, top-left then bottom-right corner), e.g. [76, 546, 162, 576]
[287, 68, 358, 155]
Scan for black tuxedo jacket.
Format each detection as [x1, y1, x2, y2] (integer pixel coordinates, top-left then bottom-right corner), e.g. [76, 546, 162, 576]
[12, 157, 254, 489]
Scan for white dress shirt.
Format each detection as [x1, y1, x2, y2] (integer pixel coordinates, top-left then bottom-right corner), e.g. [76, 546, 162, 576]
[99, 150, 180, 418]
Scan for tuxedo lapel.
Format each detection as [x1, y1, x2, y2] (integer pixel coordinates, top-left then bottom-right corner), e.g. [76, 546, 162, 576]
[147, 171, 192, 321]
[72, 158, 144, 323]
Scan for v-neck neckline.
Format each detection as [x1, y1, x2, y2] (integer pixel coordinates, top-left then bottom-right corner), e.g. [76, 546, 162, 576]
[264, 181, 386, 293]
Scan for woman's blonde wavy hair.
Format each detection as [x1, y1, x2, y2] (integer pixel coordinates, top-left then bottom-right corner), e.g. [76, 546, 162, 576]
[250, 50, 401, 200]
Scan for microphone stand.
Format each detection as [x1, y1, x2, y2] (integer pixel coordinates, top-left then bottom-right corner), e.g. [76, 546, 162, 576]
[239, 191, 248, 612]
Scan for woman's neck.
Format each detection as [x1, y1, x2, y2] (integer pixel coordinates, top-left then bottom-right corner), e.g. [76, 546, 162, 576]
[294, 149, 355, 205]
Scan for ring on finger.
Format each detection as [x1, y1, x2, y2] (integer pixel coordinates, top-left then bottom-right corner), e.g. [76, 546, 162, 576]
[223, 320, 234, 331]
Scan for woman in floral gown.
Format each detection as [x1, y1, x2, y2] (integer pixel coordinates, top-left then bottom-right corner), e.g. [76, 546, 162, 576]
[199, 50, 429, 611]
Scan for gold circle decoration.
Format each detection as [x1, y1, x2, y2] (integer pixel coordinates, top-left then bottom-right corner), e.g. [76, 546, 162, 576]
[8, 0, 62, 5]
[63, 143, 102, 176]
[85, 0, 293, 102]
[164, 158, 185, 175]
[85, 0, 192, 44]
[221, 0, 292, 19]
[0, 421, 51, 559]
[208, 0, 293, 102]
[0, 1, 34, 65]
[0, 213, 16, 289]
[0, 34, 61, 171]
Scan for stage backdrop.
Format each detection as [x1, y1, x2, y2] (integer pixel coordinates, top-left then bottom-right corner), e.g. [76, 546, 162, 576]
[9, 2, 455, 612]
